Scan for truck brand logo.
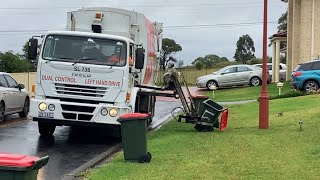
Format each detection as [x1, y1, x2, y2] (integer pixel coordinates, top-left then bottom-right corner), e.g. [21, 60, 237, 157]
[71, 73, 92, 78]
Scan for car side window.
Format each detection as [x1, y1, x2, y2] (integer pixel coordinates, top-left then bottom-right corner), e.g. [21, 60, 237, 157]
[312, 62, 320, 70]
[0, 75, 8, 87]
[237, 67, 250, 72]
[4, 75, 18, 88]
[300, 63, 313, 71]
[223, 67, 237, 74]
[267, 65, 272, 70]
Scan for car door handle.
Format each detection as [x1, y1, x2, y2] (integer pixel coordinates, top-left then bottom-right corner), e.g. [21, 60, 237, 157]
[3, 91, 6, 94]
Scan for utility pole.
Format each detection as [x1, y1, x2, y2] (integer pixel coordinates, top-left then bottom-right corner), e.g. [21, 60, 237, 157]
[259, 0, 269, 129]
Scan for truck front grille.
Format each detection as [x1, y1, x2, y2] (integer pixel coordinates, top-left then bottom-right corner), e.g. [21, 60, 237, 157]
[54, 83, 108, 98]
[61, 104, 95, 113]
[62, 113, 93, 121]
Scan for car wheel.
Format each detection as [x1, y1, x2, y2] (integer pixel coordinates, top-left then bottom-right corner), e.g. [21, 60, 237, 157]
[206, 80, 218, 90]
[38, 122, 56, 136]
[0, 102, 4, 123]
[19, 98, 30, 118]
[250, 77, 261, 86]
[304, 80, 319, 93]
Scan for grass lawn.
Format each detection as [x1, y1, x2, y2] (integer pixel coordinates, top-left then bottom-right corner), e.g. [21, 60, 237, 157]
[85, 95, 320, 180]
[202, 81, 292, 102]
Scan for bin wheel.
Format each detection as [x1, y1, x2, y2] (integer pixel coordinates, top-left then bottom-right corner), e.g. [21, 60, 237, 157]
[139, 152, 152, 163]
[38, 122, 56, 136]
[194, 124, 214, 132]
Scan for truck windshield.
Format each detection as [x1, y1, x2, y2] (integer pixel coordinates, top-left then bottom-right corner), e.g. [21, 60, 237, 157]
[42, 35, 127, 67]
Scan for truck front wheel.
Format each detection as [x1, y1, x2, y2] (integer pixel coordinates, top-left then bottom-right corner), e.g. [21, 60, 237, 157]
[38, 122, 56, 136]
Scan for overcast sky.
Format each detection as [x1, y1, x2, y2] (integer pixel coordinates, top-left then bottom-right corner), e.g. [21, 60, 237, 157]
[0, 0, 287, 64]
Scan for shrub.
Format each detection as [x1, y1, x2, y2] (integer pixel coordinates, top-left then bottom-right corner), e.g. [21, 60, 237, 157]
[269, 90, 306, 100]
[195, 61, 203, 70]
[257, 89, 309, 102]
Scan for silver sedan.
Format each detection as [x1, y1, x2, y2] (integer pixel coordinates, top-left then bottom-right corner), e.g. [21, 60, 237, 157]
[0, 73, 30, 122]
[196, 65, 270, 90]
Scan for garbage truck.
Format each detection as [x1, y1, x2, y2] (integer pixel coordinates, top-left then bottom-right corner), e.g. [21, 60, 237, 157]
[27, 7, 163, 136]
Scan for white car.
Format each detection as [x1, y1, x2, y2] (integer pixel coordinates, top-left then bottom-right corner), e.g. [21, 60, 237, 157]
[254, 63, 287, 81]
[0, 73, 30, 122]
[196, 65, 270, 90]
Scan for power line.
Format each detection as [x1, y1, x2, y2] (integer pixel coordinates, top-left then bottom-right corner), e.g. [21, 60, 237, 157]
[0, 1, 282, 10]
[0, 21, 279, 35]
[0, 30, 48, 33]
[164, 22, 278, 29]
[0, 4, 279, 15]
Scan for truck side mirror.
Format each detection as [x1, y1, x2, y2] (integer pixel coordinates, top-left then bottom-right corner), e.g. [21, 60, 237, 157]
[135, 48, 145, 70]
[28, 38, 38, 60]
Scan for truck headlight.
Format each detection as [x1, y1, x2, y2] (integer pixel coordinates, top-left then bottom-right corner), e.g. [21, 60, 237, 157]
[101, 108, 108, 116]
[39, 103, 47, 111]
[109, 108, 118, 117]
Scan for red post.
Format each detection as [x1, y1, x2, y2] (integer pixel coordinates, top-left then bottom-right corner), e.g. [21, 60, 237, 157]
[259, 0, 269, 129]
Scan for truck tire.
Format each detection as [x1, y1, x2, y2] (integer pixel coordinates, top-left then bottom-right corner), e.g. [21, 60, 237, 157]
[194, 124, 214, 132]
[38, 122, 56, 136]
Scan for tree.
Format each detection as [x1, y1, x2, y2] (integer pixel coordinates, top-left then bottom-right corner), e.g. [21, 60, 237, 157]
[194, 61, 203, 70]
[234, 34, 255, 64]
[0, 51, 31, 73]
[247, 58, 262, 65]
[277, 9, 288, 51]
[160, 38, 182, 70]
[278, 11, 288, 31]
[192, 54, 229, 67]
[23, 41, 39, 71]
[177, 60, 184, 68]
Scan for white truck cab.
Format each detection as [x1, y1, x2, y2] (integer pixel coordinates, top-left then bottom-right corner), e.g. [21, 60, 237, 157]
[28, 7, 163, 136]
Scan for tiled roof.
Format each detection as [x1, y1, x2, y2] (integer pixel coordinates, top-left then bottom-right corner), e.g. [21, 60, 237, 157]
[269, 30, 287, 39]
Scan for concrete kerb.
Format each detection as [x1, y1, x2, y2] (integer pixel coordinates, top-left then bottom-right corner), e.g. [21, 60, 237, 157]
[59, 108, 183, 180]
[59, 144, 122, 180]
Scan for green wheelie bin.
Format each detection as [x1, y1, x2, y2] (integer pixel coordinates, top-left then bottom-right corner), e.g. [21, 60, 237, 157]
[0, 153, 49, 180]
[195, 99, 224, 131]
[117, 113, 152, 163]
[191, 95, 209, 113]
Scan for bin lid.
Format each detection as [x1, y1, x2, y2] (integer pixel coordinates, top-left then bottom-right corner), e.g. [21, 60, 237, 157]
[119, 113, 150, 119]
[0, 153, 39, 168]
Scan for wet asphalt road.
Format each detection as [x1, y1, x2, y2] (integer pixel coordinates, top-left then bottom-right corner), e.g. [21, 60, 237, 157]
[0, 100, 181, 180]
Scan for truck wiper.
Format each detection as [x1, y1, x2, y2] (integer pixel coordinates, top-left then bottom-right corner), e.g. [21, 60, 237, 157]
[108, 61, 120, 69]
[72, 57, 97, 65]
[50, 57, 75, 62]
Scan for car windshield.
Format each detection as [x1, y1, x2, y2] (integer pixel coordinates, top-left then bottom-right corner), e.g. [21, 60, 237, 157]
[42, 35, 127, 67]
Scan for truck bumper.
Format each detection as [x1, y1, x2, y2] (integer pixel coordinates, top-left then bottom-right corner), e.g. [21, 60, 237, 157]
[33, 117, 120, 128]
[30, 98, 132, 126]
